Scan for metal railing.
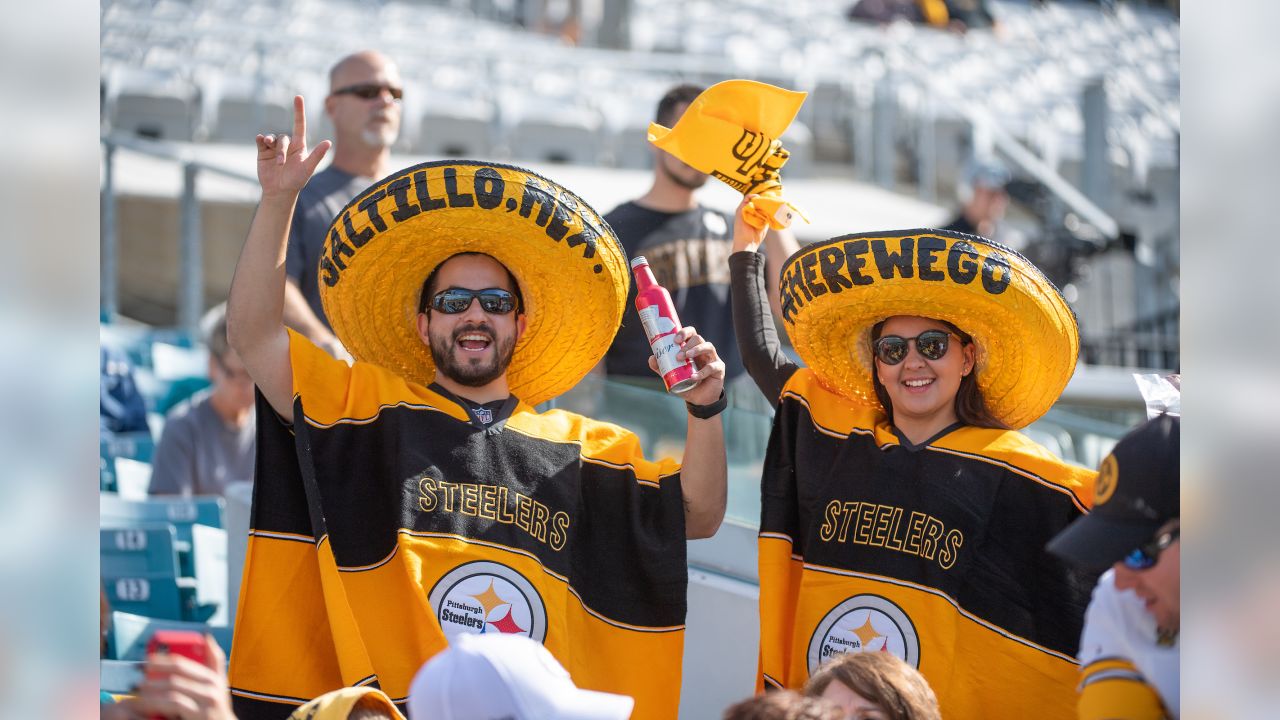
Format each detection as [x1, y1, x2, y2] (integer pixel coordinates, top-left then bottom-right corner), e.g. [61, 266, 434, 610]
[101, 133, 258, 334]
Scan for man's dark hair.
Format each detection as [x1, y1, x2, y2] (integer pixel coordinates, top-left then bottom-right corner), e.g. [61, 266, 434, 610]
[418, 252, 525, 314]
[655, 84, 705, 127]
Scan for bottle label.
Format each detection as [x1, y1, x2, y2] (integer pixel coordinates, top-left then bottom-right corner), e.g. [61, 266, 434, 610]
[637, 305, 677, 341]
[650, 334, 685, 376]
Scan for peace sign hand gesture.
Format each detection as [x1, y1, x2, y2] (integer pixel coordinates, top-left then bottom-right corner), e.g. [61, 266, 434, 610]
[256, 95, 331, 199]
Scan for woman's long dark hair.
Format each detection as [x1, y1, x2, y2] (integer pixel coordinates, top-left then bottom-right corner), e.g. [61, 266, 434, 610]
[870, 318, 1008, 430]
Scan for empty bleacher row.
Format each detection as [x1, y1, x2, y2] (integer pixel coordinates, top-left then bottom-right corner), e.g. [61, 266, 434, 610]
[101, 0, 1178, 204]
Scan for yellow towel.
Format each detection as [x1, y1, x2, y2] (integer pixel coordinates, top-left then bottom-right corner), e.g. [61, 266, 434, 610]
[647, 80, 809, 230]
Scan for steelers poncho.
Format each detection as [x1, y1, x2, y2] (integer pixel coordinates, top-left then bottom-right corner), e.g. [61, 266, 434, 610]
[758, 370, 1097, 719]
[228, 331, 687, 720]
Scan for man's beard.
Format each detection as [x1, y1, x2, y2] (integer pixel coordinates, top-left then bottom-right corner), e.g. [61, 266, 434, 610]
[360, 121, 399, 149]
[660, 155, 708, 190]
[429, 323, 517, 387]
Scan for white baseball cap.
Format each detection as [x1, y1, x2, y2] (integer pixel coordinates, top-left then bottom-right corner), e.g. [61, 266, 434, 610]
[407, 633, 634, 720]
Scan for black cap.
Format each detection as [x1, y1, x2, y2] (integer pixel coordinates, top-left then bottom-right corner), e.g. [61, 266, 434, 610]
[1046, 414, 1179, 570]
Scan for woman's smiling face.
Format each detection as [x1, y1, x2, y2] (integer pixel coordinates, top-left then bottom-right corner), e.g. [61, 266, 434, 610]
[874, 316, 974, 430]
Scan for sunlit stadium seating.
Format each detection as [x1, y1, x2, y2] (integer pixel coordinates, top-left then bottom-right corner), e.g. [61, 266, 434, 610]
[102, 495, 228, 622]
[101, 523, 191, 620]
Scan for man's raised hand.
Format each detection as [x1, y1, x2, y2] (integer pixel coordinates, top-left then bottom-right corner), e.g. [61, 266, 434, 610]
[256, 95, 331, 198]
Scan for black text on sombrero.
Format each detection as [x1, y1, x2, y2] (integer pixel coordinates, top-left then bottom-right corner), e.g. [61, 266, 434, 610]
[319, 165, 605, 287]
[779, 236, 1013, 323]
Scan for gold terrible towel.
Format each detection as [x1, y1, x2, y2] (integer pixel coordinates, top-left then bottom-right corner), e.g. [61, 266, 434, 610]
[647, 80, 809, 230]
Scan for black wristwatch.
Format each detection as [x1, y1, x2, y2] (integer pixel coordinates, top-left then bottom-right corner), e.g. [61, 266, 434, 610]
[686, 390, 728, 419]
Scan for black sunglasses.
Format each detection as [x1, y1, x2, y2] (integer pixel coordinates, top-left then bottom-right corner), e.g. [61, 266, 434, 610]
[331, 83, 403, 101]
[873, 330, 962, 365]
[1121, 526, 1179, 570]
[429, 288, 519, 315]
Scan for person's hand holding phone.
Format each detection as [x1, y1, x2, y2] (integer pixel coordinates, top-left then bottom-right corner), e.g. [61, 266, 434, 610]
[106, 631, 237, 720]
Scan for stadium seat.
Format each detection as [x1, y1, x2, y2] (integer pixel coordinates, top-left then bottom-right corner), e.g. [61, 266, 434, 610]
[101, 523, 191, 620]
[101, 659, 144, 695]
[100, 494, 225, 537]
[102, 495, 228, 620]
[609, 120, 655, 170]
[108, 610, 233, 662]
[101, 431, 156, 465]
[104, 66, 200, 142]
[203, 75, 294, 143]
[111, 457, 153, 501]
[101, 493, 225, 572]
[505, 99, 604, 166]
[417, 97, 497, 158]
[780, 120, 814, 179]
[155, 376, 213, 416]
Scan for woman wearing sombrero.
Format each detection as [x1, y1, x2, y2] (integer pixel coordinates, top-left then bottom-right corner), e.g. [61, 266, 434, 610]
[728, 199, 1097, 719]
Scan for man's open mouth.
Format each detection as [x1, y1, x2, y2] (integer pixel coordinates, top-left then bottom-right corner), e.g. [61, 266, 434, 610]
[457, 333, 492, 352]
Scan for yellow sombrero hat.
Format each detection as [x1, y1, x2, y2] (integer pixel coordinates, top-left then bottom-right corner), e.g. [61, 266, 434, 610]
[781, 229, 1079, 429]
[318, 160, 628, 406]
[287, 687, 403, 719]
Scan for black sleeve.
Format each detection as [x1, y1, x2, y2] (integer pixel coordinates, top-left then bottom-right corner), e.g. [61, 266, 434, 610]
[729, 250, 798, 405]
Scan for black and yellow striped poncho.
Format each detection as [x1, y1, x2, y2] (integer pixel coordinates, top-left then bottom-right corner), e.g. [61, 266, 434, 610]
[229, 330, 688, 719]
[758, 370, 1097, 719]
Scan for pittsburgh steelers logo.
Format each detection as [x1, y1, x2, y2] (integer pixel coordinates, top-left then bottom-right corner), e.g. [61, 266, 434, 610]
[428, 561, 547, 642]
[808, 595, 920, 674]
[1095, 454, 1119, 505]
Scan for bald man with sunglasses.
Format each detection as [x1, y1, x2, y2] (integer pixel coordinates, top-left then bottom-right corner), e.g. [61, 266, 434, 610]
[282, 50, 404, 360]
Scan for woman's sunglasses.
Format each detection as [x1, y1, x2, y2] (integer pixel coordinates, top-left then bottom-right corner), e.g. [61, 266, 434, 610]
[1121, 526, 1179, 570]
[873, 330, 961, 365]
[429, 288, 519, 315]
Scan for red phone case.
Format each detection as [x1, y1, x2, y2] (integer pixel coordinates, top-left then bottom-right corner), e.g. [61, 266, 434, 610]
[145, 630, 210, 719]
[146, 629, 208, 665]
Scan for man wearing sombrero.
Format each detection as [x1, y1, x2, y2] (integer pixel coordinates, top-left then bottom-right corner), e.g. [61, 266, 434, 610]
[224, 98, 729, 720]
[729, 199, 1097, 719]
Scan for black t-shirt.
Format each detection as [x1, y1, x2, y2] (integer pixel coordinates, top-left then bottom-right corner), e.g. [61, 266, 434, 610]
[941, 211, 977, 236]
[603, 201, 746, 381]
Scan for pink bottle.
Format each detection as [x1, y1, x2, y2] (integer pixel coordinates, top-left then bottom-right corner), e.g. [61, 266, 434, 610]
[631, 256, 698, 394]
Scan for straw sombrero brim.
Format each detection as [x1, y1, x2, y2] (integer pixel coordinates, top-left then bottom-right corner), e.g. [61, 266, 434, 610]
[287, 687, 402, 720]
[318, 160, 628, 406]
[780, 229, 1079, 429]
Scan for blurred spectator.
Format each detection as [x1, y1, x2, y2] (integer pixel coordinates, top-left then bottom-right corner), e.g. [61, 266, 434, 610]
[1047, 414, 1180, 720]
[407, 633, 633, 720]
[942, 0, 996, 32]
[101, 344, 149, 436]
[287, 688, 400, 720]
[941, 159, 1016, 243]
[101, 634, 237, 720]
[803, 652, 941, 720]
[602, 84, 797, 396]
[846, 0, 995, 31]
[150, 306, 255, 497]
[847, 0, 946, 27]
[283, 50, 402, 361]
[100, 585, 111, 658]
[723, 690, 844, 720]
